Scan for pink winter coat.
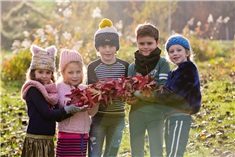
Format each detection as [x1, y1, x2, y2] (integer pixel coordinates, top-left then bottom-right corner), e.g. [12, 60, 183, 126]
[56, 82, 97, 134]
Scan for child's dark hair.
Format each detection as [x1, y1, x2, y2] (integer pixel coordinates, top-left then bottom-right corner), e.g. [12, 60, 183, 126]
[135, 23, 159, 41]
[26, 69, 56, 83]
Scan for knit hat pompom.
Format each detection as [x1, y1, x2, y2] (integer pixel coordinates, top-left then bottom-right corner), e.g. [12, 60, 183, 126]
[30, 44, 57, 71]
[165, 34, 191, 52]
[59, 49, 83, 72]
[99, 18, 113, 28]
[94, 18, 120, 51]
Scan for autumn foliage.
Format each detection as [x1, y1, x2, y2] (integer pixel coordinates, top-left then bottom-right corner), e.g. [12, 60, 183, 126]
[65, 74, 156, 108]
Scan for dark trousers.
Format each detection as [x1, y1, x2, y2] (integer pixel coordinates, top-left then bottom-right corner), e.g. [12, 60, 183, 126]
[165, 114, 192, 157]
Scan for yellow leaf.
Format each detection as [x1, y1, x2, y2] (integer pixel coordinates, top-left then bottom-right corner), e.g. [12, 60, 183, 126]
[200, 135, 206, 140]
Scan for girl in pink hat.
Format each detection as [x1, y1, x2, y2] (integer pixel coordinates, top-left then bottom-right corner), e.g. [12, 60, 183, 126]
[56, 49, 98, 157]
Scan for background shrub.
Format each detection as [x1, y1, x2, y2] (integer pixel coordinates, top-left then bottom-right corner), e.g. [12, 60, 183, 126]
[2, 49, 31, 83]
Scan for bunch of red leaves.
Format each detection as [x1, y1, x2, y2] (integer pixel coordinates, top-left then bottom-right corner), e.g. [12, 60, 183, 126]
[65, 74, 156, 108]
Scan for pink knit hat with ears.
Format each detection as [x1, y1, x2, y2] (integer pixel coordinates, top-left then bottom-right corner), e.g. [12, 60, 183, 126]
[30, 44, 57, 71]
[59, 49, 83, 71]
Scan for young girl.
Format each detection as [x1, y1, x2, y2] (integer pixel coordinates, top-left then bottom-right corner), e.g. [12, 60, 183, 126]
[135, 34, 202, 157]
[56, 49, 98, 157]
[127, 23, 170, 157]
[21, 45, 80, 157]
[87, 18, 129, 157]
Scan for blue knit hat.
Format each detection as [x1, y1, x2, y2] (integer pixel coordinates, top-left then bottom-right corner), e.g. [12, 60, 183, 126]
[165, 34, 190, 51]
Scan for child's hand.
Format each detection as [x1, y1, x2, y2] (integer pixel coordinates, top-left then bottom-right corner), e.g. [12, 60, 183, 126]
[134, 90, 156, 102]
[126, 96, 139, 105]
[157, 85, 164, 91]
[64, 104, 81, 114]
[78, 105, 89, 112]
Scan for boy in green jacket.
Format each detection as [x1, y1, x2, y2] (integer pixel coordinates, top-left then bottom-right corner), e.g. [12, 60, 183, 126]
[127, 23, 170, 157]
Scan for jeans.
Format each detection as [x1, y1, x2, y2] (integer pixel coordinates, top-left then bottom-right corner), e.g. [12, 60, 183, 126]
[88, 114, 125, 157]
[129, 109, 164, 157]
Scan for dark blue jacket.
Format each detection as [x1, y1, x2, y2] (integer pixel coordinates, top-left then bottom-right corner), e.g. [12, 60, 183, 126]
[26, 87, 71, 135]
[157, 61, 201, 114]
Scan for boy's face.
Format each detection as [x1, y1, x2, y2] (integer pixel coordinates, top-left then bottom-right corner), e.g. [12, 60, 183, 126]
[98, 45, 117, 64]
[137, 36, 158, 56]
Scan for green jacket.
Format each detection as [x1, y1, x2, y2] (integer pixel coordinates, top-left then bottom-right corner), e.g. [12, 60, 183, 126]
[128, 57, 170, 112]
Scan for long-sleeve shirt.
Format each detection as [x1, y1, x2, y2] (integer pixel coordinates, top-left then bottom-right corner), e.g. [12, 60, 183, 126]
[87, 58, 129, 117]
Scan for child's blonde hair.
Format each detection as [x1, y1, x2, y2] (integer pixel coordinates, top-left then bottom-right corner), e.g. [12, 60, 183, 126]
[60, 61, 85, 85]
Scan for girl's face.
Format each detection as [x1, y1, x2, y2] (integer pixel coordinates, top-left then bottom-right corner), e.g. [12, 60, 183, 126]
[168, 44, 189, 65]
[62, 62, 83, 87]
[137, 36, 158, 56]
[35, 69, 52, 84]
[98, 45, 117, 64]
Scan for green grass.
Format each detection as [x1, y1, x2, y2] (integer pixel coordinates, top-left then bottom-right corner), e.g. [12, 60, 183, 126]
[0, 82, 27, 156]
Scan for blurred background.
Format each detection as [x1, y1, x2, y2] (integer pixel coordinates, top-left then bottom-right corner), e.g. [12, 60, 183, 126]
[1, 0, 235, 48]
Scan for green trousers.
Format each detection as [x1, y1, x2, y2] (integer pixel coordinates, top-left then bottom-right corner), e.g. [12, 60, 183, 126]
[129, 109, 165, 157]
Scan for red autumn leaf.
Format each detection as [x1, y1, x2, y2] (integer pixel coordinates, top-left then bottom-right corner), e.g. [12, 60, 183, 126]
[65, 74, 156, 108]
[85, 88, 96, 107]
[88, 88, 104, 101]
